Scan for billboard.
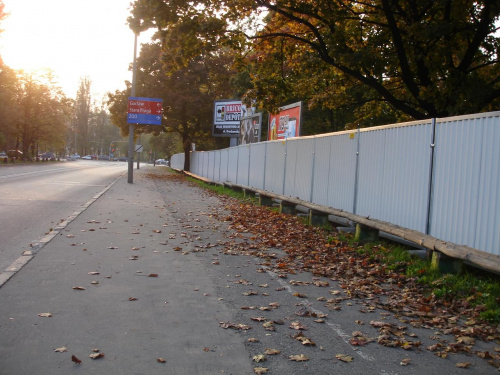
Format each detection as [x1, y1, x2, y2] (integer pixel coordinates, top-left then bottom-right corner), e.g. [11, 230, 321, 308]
[213, 100, 247, 137]
[239, 113, 262, 145]
[268, 101, 302, 141]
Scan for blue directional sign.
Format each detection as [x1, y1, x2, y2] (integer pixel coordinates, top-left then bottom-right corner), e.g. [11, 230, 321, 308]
[127, 97, 163, 125]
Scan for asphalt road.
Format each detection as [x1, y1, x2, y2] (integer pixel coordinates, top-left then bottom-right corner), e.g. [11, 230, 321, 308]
[0, 160, 127, 272]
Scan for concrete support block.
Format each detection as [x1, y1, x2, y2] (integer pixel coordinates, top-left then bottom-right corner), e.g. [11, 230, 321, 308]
[354, 223, 379, 242]
[430, 251, 464, 274]
[280, 201, 297, 215]
[259, 195, 274, 207]
[309, 210, 329, 227]
[243, 190, 256, 199]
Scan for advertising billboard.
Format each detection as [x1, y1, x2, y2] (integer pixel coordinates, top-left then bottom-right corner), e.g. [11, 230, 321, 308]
[213, 100, 247, 137]
[268, 101, 302, 141]
[239, 113, 262, 145]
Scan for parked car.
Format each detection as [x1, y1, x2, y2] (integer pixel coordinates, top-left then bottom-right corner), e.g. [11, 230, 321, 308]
[7, 150, 23, 158]
[98, 155, 110, 160]
[70, 154, 80, 159]
[39, 152, 55, 160]
[155, 159, 169, 165]
[118, 156, 128, 162]
[0, 152, 7, 159]
[82, 155, 92, 160]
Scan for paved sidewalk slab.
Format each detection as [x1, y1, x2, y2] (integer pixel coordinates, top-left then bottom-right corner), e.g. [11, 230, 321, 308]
[0, 167, 253, 375]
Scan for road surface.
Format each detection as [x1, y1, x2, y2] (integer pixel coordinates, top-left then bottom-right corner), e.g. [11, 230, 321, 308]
[0, 160, 127, 272]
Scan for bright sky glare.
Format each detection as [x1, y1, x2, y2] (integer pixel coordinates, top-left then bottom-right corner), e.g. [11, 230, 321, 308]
[0, 0, 152, 100]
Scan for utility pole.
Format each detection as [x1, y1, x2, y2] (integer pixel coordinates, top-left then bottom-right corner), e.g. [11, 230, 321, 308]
[128, 32, 138, 184]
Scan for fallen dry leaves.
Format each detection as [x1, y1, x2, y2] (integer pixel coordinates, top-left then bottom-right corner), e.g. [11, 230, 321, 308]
[289, 354, 309, 362]
[71, 355, 82, 364]
[211, 196, 500, 370]
[254, 367, 268, 374]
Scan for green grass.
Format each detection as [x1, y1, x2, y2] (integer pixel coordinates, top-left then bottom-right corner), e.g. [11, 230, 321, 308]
[344, 232, 500, 323]
[185, 176, 257, 202]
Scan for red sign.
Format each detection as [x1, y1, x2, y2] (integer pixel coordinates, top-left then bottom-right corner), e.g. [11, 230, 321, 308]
[128, 98, 162, 115]
[268, 102, 302, 140]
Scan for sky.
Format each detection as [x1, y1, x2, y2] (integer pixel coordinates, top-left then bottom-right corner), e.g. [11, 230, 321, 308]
[0, 0, 153, 100]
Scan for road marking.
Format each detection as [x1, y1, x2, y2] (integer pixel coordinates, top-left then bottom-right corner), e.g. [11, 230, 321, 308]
[0, 171, 126, 288]
[262, 266, 375, 362]
[0, 167, 76, 179]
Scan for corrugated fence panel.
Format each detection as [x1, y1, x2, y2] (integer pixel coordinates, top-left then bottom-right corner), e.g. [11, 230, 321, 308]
[356, 122, 432, 232]
[203, 152, 210, 178]
[323, 132, 357, 212]
[207, 152, 216, 180]
[283, 140, 297, 198]
[170, 153, 184, 170]
[431, 112, 500, 255]
[220, 149, 229, 183]
[237, 145, 250, 186]
[249, 143, 267, 189]
[264, 141, 286, 194]
[380, 122, 433, 232]
[285, 138, 315, 201]
[227, 147, 239, 184]
[356, 128, 387, 217]
[474, 115, 500, 255]
[190, 152, 201, 175]
[213, 151, 221, 183]
[311, 135, 332, 207]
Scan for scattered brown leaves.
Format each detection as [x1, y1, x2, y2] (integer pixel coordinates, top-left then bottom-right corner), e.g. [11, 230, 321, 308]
[254, 367, 268, 374]
[289, 354, 309, 362]
[219, 321, 252, 330]
[336, 354, 354, 362]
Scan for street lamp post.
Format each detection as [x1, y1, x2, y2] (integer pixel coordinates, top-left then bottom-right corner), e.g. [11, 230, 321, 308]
[128, 32, 138, 184]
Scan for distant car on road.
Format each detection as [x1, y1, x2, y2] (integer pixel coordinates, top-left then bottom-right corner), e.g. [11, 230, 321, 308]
[155, 159, 169, 165]
[39, 152, 55, 160]
[7, 150, 23, 158]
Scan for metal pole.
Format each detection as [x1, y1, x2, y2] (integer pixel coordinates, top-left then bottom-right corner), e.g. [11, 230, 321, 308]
[128, 33, 138, 183]
[136, 135, 140, 169]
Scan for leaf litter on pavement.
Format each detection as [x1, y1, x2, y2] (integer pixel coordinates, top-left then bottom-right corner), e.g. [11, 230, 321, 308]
[204, 189, 500, 370]
[141, 170, 500, 372]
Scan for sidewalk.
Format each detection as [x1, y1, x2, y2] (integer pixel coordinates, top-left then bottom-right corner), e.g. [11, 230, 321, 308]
[0, 167, 253, 375]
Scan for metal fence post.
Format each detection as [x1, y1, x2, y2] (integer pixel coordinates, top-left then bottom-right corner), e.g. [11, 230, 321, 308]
[282, 140, 288, 195]
[425, 118, 437, 234]
[309, 137, 317, 202]
[353, 127, 361, 214]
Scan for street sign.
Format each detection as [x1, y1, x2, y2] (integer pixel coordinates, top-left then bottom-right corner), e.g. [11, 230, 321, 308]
[135, 144, 143, 153]
[127, 97, 163, 125]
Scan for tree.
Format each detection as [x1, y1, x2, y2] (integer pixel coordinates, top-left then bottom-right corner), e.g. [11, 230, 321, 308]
[0, 65, 18, 150]
[130, 0, 500, 125]
[14, 70, 69, 159]
[73, 77, 92, 156]
[110, 3, 240, 170]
